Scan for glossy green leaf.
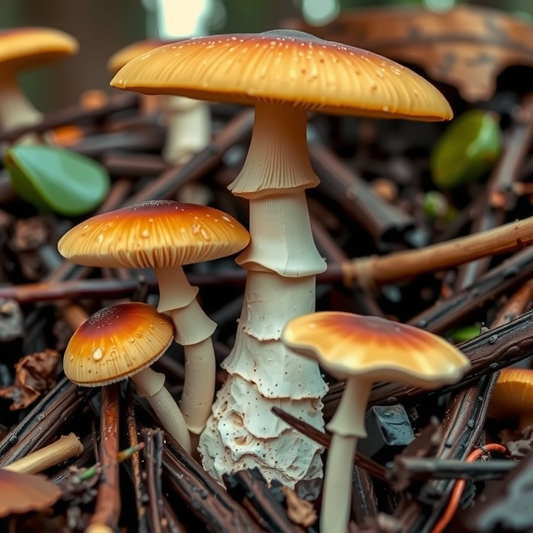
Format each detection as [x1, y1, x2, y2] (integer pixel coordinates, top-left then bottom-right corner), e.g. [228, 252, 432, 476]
[431, 109, 502, 190]
[4, 145, 110, 216]
[447, 323, 482, 343]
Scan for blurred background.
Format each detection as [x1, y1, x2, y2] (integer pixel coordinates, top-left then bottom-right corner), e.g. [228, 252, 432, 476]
[0, 0, 530, 111]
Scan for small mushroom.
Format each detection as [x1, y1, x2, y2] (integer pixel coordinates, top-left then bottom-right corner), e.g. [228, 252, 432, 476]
[58, 200, 250, 439]
[488, 368, 533, 431]
[281, 311, 470, 533]
[63, 301, 191, 451]
[0, 468, 61, 518]
[0, 27, 78, 133]
[107, 39, 211, 165]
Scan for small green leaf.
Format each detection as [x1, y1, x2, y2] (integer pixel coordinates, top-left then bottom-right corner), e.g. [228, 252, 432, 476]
[447, 323, 482, 343]
[431, 109, 502, 190]
[4, 145, 110, 216]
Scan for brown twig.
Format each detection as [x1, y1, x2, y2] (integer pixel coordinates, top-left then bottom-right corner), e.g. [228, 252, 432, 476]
[88, 385, 121, 532]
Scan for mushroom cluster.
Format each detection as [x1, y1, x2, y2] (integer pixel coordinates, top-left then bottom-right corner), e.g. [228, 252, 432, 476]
[58, 200, 250, 446]
[110, 28, 452, 486]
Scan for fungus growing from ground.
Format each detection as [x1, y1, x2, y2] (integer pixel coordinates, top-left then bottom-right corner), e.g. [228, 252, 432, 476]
[111, 29, 452, 485]
[282, 311, 470, 533]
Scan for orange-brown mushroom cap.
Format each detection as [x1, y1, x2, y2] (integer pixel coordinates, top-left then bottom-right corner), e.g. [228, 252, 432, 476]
[63, 302, 174, 386]
[57, 200, 250, 269]
[281, 311, 470, 387]
[111, 29, 452, 122]
[488, 368, 533, 427]
[107, 39, 172, 74]
[0, 468, 62, 517]
[0, 27, 78, 72]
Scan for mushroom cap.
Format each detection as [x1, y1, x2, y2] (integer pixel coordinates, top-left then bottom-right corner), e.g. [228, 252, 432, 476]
[107, 39, 172, 74]
[487, 368, 533, 423]
[57, 200, 250, 269]
[111, 29, 452, 122]
[0, 468, 62, 517]
[63, 302, 174, 386]
[281, 311, 470, 388]
[0, 27, 78, 72]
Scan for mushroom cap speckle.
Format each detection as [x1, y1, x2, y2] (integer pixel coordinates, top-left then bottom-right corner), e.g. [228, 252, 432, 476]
[0, 27, 78, 72]
[57, 200, 250, 269]
[111, 29, 452, 122]
[281, 311, 470, 388]
[63, 302, 173, 386]
[0, 468, 62, 517]
[488, 368, 533, 423]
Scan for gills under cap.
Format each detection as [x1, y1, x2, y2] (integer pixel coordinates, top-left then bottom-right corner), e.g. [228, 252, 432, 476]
[111, 29, 452, 121]
[57, 199, 250, 269]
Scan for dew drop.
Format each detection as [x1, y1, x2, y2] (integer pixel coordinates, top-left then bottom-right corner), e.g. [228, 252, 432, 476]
[92, 348, 104, 361]
[129, 337, 135, 343]
[141, 229, 150, 238]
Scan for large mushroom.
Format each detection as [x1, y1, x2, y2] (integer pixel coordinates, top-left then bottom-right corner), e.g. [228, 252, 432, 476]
[58, 200, 250, 441]
[111, 29, 452, 485]
[107, 39, 211, 165]
[281, 311, 470, 533]
[0, 28, 78, 133]
[64, 301, 191, 451]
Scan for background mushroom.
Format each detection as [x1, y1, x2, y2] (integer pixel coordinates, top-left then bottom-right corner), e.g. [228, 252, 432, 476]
[281, 311, 470, 533]
[0, 27, 78, 136]
[107, 39, 212, 165]
[488, 368, 533, 431]
[64, 301, 191, 451]
[0, 468, 62, 518]
[110, 29, 452, 485]
[58, 200, 250, 441]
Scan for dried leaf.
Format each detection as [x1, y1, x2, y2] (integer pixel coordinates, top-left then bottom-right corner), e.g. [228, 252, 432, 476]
[0, 350, 60, 410]
[283, 5, 533, 102]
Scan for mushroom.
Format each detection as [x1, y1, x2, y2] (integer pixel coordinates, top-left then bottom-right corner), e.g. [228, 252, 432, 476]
[107, 39, 211, 165]
[0, 28, 78, 133]
[0, 468, 61, 518]
[281, 311, 470, 533]
[64, 301, 191, 451]
[110, 29, 452, 485]
[58, 200, 250, 441]
[488, 368, 533, 431]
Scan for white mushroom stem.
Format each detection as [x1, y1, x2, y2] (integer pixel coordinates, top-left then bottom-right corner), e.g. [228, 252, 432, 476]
[5, 432, 84, 475]
[199, 103, 328, 486]
[0, 72, 43, 131]
[321, 378, 372, 533]
[132, 366, 191, 452]
[160, 96, 211, 165]
[155, 265, 217, 436]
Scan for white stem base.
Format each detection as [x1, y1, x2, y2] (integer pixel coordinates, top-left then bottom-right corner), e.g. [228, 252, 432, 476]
[199, 374, 324, 487]
[132, 367, 191, 453]
[321, 434, 358, 533]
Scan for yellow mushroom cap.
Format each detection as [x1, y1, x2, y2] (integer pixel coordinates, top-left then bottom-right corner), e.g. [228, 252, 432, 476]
[63, 302, 173, 386]
[0, 469, 62, 518]
[488, 368, 533, 427]
[107, 39, 172, 74]
[281, 311, 470, 388]
[0, 27, 78, 72]
[111, 29, 452, 122]
[57, 200, 250, 269]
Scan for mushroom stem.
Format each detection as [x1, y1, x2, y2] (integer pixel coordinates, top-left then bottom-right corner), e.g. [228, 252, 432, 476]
[131, 367, 191, 453]
[155, 265, 216, 438]
[0, 72, 42, 131]
[4, 432, 83, 475]
[160, 96, 211, 165]
[321, 378, 372, 533]
[200, 103, 328, 485]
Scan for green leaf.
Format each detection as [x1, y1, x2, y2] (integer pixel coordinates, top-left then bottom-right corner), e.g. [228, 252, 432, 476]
[4, 145, 110, 216]
[431, 109, 502, 190]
